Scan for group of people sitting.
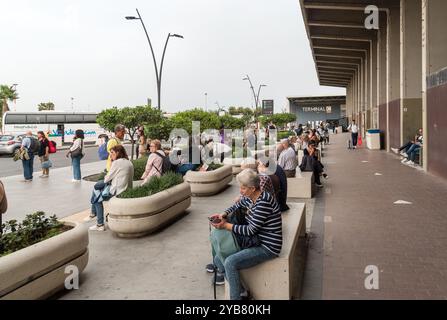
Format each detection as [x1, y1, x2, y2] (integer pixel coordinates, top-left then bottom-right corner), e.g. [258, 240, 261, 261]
[276, 130, 328, 187]
[392, 128, 423, 167]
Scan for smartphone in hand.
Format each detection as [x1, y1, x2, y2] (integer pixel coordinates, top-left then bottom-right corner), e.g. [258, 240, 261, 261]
[208, 217, 222, 224]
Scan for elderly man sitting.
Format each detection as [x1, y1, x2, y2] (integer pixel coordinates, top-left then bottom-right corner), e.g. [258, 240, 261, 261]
[278, 139, 298, 178]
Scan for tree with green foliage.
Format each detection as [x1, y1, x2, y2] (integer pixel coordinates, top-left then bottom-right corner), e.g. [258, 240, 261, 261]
[0, 85, 19, 129]
[97, 105, 163, 159]
[259, 113, 296, 130]
[38, 102, 55, 111]
[219, 114, 245, 130]
[168, 108, 221, 134]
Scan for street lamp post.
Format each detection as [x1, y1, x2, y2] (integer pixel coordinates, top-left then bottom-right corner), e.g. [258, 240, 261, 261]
[126, 9, 183, 110]
[204, 93, 208, 110]
[256, 84, 267, 110]
[243, 75, 258, 110]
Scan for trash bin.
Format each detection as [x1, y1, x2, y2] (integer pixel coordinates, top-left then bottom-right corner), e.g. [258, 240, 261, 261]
[366, 129, 381, 150]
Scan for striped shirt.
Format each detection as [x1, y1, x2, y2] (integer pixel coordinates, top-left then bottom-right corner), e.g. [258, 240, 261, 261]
[225, 191, 282, 256]
[278, 147, 297, 171]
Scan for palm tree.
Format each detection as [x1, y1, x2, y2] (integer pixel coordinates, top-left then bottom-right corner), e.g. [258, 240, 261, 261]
[0, 85, 19, 123]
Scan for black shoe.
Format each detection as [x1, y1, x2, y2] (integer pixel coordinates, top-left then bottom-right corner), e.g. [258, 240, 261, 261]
[240, 290, 251, 300]
[212, 273, 225, 286]
[323, 173, 328, 179]
[206, 263, 215, 273]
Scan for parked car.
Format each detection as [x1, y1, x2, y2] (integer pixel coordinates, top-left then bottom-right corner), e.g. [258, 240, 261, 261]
[0, 134, 39, 156]
[0, 134, 22, 156]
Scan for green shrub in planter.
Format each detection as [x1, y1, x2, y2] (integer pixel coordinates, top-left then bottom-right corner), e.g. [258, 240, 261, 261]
[131, 156, 148, 181]
[1, 212, 68, 257]
[118, 172, 184, 199]
[277, 131, 294, 141]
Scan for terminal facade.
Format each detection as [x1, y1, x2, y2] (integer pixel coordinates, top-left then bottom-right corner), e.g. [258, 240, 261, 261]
[299, 0, 447, 180]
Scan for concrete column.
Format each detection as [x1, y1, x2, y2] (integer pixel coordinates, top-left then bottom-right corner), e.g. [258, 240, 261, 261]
[378, 22, 388, 149]
[371, 38, 378, 129]
[400, 0, 423, 146]
[422, 0, 447, 178]
[386, 7, 401, 151]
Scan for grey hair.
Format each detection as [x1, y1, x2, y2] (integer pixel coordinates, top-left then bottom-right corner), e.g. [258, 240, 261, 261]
[114, 124, 125, 133]
[236, 169, 260, 190]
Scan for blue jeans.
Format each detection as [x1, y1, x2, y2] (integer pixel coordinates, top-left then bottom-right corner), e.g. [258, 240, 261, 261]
[408, 144, 421, 162]
[214, 245, 277, 300]
[72, 156, 82, 180]
[352, 132, 359, 147]
[91, 202, 105, 225]
[177, 163, 199, 175]
[22, 153, 35, 180]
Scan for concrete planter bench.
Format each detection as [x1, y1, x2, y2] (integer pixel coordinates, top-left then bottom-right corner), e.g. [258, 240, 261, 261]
[287, 172, 316, 199]
[225, 202, 307, 300]
[0, 222, 89, 300]
[105, 182, 192, 238]
[184, 165, 233, 196]
[223, 158, 245, 175]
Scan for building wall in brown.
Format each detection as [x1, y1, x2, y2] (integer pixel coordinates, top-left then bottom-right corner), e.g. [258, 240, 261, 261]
[427, 82, 447, 180]
[379, 104, 387, 150]
[388, 100, 401, 149]
[402, 98, 423, 144]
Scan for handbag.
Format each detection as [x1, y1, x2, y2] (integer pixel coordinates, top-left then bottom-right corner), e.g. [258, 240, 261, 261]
[210, 229, 240, 263]
[70, 140, 84, 158]
[228, 207, 261, 249]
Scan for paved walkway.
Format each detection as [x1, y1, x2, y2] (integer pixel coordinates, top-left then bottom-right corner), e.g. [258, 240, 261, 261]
[1, 161, 105, 222]
[302, 133, 447, 300]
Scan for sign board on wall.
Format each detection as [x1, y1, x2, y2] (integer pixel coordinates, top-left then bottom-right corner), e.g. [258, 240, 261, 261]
[262, 100, 274, 115]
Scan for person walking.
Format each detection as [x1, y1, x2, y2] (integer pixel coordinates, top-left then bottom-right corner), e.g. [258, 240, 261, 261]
[66, 130, 84, 182]
[107, 124, 125, 171]
[20, 131, 37, 182]
[37, 131, 50, 178]
[348, 120, 359, 149]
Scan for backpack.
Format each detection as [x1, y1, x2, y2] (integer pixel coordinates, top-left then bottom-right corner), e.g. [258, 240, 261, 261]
[28, 137, 40, 154]
[48, 140, 57, 154]
[153, 151, 172, 174]
[98, 143, 109, 160]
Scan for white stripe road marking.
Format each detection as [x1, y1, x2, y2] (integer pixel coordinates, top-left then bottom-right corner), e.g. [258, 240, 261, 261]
[394, 200, 413, 205]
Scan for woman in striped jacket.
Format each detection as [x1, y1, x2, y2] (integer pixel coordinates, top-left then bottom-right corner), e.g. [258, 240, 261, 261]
[211, 169, 283, 300]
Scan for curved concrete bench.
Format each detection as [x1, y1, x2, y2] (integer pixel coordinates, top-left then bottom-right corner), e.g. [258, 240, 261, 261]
[0, 222, 89, 300]
[184, 165, 233, 196]
[224, 202, 307, 300]
[223, 158, 245, 175]
[105, 182, 191, 238]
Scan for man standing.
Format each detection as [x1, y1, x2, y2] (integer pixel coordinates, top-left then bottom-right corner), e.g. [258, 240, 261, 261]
[0, 179, 7, 234]
[106, 124, 125, 172]
[348, 120, 359, 149]
[278, 139, 298, 178]
[20, 131, 36, 182]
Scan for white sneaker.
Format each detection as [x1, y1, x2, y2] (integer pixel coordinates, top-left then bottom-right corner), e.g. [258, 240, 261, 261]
[401, 158, 409, 163]
[391, 148, 399, 154]
[72, 179, 81, 183]
[406, 161, 415, 166]
[89, 224, 105, 231]
[401, 152, 408, 158]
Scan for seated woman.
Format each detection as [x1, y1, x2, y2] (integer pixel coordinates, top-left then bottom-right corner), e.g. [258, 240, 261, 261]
[176, 137, 201, 175]
[211, 169, 282, 300]
[141, 139, 165, 185]
[300, 142, 327, 187]
[89, 145, 134, 231]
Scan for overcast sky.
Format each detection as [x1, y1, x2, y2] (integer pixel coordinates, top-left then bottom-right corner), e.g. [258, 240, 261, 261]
[0, 0, 345, 114]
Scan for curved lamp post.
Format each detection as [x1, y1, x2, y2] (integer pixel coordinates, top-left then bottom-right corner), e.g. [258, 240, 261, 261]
[126, 9, 183, 110]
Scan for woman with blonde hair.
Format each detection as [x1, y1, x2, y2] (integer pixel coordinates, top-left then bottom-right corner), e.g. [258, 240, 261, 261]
[141, 139, 165, 185]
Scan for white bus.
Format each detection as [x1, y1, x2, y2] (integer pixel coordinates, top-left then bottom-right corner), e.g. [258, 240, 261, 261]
[1, 111, 108, 145]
